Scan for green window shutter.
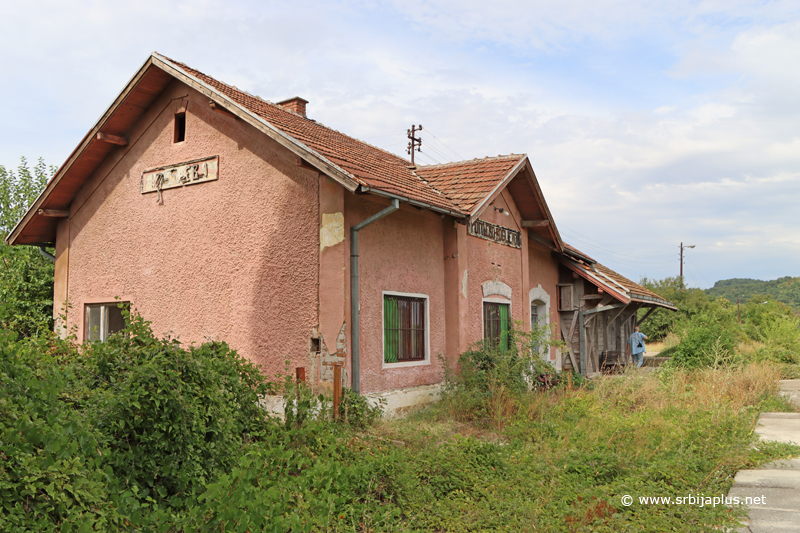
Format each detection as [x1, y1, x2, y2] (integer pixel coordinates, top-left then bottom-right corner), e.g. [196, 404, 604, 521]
[499, 303, 510, 352]
[384, 296, 399, 363]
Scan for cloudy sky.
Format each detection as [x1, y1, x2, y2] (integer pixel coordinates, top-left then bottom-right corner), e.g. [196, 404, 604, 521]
[2, 0, 798, 288]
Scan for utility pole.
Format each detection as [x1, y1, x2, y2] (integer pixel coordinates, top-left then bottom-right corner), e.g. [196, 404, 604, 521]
[680, 242, 695, 285]
[407, 125, 422, 166]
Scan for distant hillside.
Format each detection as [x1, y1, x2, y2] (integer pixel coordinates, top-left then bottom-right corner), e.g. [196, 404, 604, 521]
[705, 276, 800, 312]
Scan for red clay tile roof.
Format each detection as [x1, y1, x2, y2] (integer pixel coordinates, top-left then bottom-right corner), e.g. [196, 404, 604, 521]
[7, 53, 552, 245]
[414, 155, 526, 214]
[160, 54, 468, 215]
[593, 263, 669, 304]
[563, 244, 676, 309]
[563, 242, 596, 263]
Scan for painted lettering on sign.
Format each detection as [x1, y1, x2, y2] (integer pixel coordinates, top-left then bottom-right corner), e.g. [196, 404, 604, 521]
[141, 156, 219, 198]
[468, 219, 522, 248]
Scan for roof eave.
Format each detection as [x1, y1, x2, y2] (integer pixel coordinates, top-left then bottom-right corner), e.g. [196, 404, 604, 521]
[562, 247, 596, 265]
[561, 259, 631, 304]
[522, 159, 563, 252]
[6, 53, 369, 246]
[6, 54, 161, 246]
[362, 186, 467, 218]
[469, 155, 527, 220]
[469, 157, 564, 253]
[630, 295, 678, 311]
[151, 54, 361, 193]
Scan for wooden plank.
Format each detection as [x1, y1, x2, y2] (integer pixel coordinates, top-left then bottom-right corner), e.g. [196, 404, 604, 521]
[581, 294, 605, 300]
[584, 303, 625, 316]
[209, 100, 237, 118]
[608, 304, 627, 326]
[521, 219, 549, 227]
[96, 132, 128, 146]
[579, 311, 587, 376]
[37, 209, 69, 218]
[528, 232, 556, 250]
[637, 306, 657, 327]
[559, 319, 578, 370]
[567, 309, 579, 343]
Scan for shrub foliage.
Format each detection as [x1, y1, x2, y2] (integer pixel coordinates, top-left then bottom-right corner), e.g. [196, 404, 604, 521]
[0, 158, 56, 337]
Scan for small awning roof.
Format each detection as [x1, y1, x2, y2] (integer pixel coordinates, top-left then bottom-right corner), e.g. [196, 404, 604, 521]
[561, 245, 677, 311]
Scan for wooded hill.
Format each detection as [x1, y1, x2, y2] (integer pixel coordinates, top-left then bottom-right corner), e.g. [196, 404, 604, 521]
[706, 277, 800, 312]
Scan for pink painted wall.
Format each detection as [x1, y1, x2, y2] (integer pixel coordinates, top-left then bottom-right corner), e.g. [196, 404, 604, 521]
[528, 240, 562, 362]
[465, 191, 525, 344]
[59, 77, 565, 394]
[344, 194, 447, 394]
[64, 81, 319, 378]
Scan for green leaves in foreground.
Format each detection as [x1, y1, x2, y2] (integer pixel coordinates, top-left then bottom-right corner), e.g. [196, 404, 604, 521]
[0, 158, 56, 338]
[0, 331, 120, 532]
[2, 312, 798, 532]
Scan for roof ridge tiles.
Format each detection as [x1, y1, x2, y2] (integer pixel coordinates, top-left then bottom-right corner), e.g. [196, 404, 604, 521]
[417, 153, 525, 169]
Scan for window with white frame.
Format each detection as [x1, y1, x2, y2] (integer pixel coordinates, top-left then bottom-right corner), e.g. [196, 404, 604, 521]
[383, 293, 428, 364]
[84, 302, 128, 341]
[529, 285, 551, 358]
[531, 299, 546, 352]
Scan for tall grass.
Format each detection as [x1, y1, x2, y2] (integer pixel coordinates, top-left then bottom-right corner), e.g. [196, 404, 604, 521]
[409, 360, 799, 531]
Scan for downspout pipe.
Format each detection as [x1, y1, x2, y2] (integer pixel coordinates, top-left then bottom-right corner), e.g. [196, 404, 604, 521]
[38, 246, 55, 263]
[350, 199, 400, 393]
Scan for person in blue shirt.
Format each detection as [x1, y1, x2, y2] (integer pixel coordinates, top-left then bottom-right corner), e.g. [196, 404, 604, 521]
[627, 326, 648, 367]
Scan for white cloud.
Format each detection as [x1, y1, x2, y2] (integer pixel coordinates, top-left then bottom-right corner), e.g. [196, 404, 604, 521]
[1, 0, 799, 287]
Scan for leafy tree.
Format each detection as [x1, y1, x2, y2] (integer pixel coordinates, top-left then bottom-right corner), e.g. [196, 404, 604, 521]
[638, 276, 714, 340]
[0, 158, 55, 336]
[706, 277, 800, 313]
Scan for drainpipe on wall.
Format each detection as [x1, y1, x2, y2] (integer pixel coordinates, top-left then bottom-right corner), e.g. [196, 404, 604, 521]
[350, 199, 400, 394]
[38, 246, 55, 263]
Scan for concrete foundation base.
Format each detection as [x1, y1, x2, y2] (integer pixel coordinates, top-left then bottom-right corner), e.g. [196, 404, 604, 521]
[364, 383, 443, 419]
[728, 380, 800, 532]
[258, 382, 443, 420]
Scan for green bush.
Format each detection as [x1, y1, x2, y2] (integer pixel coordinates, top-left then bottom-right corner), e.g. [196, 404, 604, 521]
[663, 300, 740, 368]
[78, 309, 276, 507]
[181, 422, 405, 531]
[441, 322, 564, 421]
[741, 296, 796, 342]
[0, 331, 123, 532]
[0, 158, 56, 338]
[755, 313, 800, 364]
[1, 309, 405, 531]
[338, 387, 384, 428]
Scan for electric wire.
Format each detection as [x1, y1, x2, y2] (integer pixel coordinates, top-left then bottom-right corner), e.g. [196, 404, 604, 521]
[560, 234, 676, 265]
[560, 226, 676, 260]
[416, 151, 442, 165]
[422, 143, 454, 164]
[423, 127, 465, 161]
[560, 227, 675, 261]
[685, 262, 712, 289]
[380, 141, 406, 149]
[363, 133, 406, 140]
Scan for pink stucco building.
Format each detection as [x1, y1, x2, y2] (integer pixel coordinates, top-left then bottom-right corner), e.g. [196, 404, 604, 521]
[7, 54, 674, 402]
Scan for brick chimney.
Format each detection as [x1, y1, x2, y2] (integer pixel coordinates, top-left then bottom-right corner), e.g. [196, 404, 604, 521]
[276, 96, 308, 117]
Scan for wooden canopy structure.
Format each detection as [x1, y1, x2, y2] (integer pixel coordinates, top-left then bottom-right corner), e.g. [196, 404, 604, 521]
[557, 245, 677, 375]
